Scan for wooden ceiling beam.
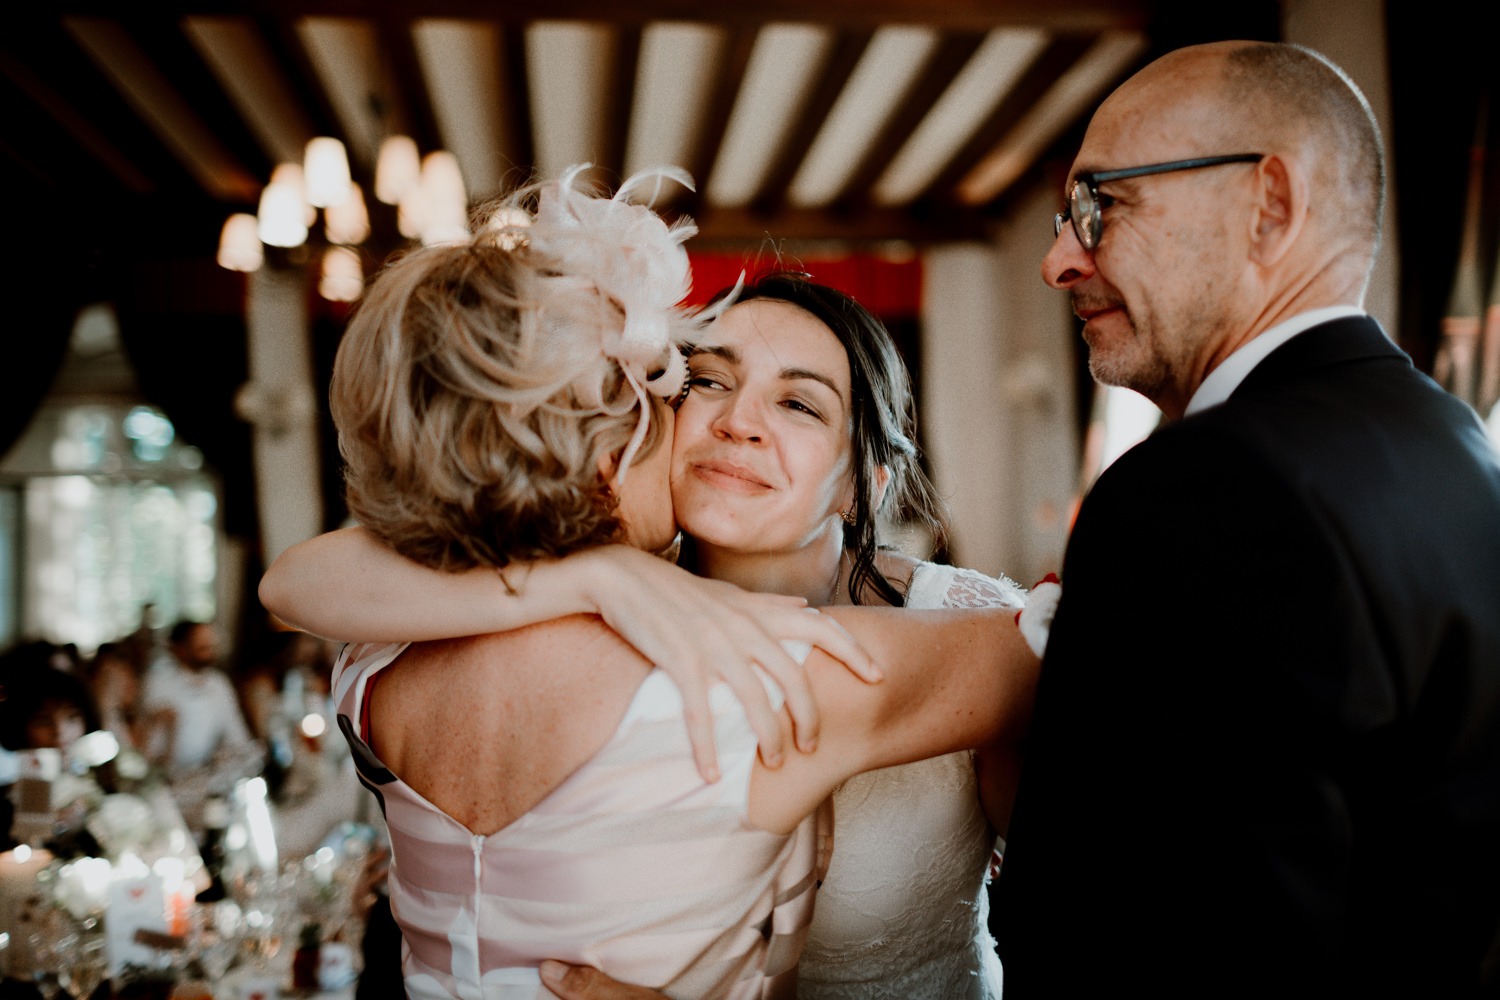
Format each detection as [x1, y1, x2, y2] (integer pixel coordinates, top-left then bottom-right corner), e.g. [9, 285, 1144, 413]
[134, 13, 273, 183]
[683, 25, 757, 208]
[600, 24, 642, 182]
[0, 42, 156, 194]
[257, 13, 348, 155]
[32, 2, 1152, 33]
[830, 31, 987, 211]
[376, 13, 441, 157]
[918, 33, 1098, 206]
[687, 202, 989, 246]
[60, 15, 261, 201]
[749, 28, 873, 218]
[498, 22, 534, 180]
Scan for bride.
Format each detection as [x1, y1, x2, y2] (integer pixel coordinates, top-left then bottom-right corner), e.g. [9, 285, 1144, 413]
[263, 253, 1048, 997]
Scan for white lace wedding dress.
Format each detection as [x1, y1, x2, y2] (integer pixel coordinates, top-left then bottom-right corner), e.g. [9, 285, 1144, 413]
[797, 561, 1027, 1000]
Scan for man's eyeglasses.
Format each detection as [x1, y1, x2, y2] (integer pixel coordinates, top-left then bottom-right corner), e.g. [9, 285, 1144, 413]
[1053, 154, 1264, 251]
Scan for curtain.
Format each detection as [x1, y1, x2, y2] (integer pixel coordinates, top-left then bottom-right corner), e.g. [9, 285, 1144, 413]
[0, 262, 87, 461]
[112, 258, 259, 541]
[1433, 97, 1500, 421]
[1388, 4, 1500, 416]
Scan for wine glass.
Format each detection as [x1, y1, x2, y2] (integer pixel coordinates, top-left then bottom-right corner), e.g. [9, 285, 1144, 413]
[56, 925, 108, 1000]
[190, 899, 243, 980]
[25, 915, 68, 1000]
[239, 885, 285, 971]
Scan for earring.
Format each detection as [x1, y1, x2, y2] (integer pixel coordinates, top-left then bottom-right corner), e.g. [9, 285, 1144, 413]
[838, 508, 856, 525]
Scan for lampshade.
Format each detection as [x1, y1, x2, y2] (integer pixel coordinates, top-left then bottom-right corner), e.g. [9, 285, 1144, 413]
[304, 136, 352, 209]
[257, 182, 308, 248]
[217, 213, 264, 272]
[269, 162, 316, 224]
[419, 150, 469, 246]
[319, 246, 364, 302]
[397, 185, 427, 240]
[325, 182, 370, 245]
[376, 135, 421, 206]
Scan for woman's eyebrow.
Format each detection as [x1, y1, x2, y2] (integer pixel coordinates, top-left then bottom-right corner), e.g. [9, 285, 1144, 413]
[690, 342, 843, 401]
[781, 366, 844, 402]
[688, 343, 739, 364]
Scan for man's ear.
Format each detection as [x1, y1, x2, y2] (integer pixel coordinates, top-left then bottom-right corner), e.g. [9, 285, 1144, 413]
[1247, 153, 1308, 267]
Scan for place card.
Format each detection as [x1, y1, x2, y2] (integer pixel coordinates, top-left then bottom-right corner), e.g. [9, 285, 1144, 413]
[104, 875, 168, 977]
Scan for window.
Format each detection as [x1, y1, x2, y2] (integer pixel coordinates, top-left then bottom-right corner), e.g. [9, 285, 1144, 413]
[0, 401, 219, 653]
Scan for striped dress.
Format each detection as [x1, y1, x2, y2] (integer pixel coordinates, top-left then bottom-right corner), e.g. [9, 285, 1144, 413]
[333, 641, 825, 1000]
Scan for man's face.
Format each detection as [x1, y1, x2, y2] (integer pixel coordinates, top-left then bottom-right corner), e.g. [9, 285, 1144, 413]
[1040, 58, 1250, 416]
[175, 624, 220, 669]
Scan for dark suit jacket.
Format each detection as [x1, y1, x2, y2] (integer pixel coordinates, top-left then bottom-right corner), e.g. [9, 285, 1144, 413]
[993, 316, 1500, 997]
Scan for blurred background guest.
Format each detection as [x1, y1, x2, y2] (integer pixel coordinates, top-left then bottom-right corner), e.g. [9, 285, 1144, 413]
[237, 628, 336, 748]
[238, 627, 363, 859]
[139, 620, 261, 831]
[85, 640, 148, 754]
[0, 648, 98, 754]
[0, 642, 104, 849]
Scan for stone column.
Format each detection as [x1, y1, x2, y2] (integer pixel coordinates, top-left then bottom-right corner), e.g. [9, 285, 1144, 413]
[238, 265, 324, 568]
[921, 183, 1078, 584]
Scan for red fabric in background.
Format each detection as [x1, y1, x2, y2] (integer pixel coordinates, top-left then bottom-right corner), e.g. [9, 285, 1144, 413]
[684, 252, 923, 318]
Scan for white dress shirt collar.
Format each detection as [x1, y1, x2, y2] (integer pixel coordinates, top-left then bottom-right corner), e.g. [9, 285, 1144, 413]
[1185, 306, 1367, 416]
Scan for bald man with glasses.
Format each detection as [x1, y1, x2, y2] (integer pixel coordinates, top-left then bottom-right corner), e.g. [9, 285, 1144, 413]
[993, 40, 1500, 997]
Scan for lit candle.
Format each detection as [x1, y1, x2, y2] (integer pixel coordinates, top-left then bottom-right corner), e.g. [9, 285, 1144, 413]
[0, 845, 56, 937]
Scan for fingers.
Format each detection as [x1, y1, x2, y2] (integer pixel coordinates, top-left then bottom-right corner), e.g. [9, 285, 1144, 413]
[672, 670, 721, 784]
[709, 657, 786, 768]
[587, 555, 882, 773]
[539, 961, 668, 999]
[745, 640, 819, 755]
[782, 608, 883, 683]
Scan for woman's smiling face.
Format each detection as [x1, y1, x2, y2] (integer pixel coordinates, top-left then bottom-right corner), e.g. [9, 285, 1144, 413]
[670, 299, 856, 556]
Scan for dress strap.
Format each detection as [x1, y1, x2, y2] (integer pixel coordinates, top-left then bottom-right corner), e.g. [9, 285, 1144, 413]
[360, 667, 381, 744]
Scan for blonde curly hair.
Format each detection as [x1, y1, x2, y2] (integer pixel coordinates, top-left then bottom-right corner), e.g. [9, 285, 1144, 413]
[331, 200, 679, 572]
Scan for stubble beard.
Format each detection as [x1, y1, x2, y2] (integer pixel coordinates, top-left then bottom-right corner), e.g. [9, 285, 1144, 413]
[1083, 311, 1170, 403]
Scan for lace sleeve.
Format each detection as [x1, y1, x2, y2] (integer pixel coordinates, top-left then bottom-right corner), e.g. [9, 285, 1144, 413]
[936, 566, 1028, 611]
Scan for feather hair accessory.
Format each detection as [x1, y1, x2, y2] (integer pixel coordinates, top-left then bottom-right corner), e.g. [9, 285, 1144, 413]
[486, 163, 704, 482]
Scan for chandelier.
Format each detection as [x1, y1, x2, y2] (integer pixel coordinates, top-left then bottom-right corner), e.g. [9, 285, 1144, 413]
[215, 135, 470, 302]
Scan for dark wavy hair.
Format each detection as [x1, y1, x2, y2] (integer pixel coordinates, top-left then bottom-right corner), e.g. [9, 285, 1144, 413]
[706, 272, 949, 606]
[0, 642, 101, 751]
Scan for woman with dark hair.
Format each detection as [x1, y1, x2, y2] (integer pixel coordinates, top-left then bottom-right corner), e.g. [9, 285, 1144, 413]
[263, 267, 1042, 997]
[666, 271, 1022, 998]
[0, 643, 101, 753]
[683, 272, 952, 609]
[0, 643, 105, 850]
